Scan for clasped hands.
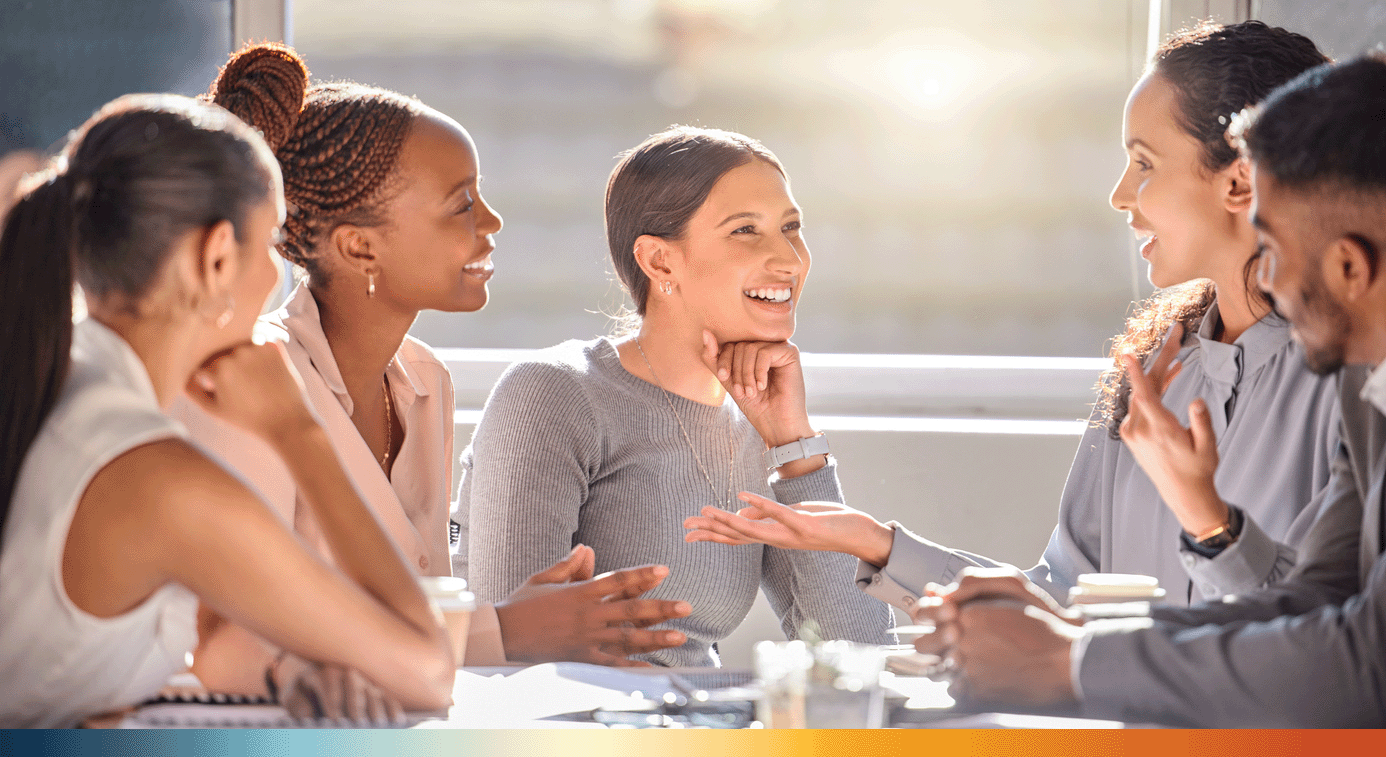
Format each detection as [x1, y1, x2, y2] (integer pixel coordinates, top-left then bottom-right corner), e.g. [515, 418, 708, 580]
[909, 569, 1084, 709]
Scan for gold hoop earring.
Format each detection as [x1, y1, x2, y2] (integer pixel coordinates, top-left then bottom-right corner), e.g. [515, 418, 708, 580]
[214, 296, 235, 329]
[660, 280, 673, 296]
[367, 272, 376, 298]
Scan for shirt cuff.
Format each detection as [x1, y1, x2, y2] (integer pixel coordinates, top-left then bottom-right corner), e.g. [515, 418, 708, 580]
[1177, 507, 1284, 598]
[462, 603, 508, 666]
[1072, 616, 1158, 716]
[853, 521, 972, 611]
[769, 456, 843, 504]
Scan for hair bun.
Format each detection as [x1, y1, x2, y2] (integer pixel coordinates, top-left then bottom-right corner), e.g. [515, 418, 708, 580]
[209, 43, 308, 152]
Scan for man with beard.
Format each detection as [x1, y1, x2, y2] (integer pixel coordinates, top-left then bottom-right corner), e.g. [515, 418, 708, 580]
[914, 51, 1386, 727]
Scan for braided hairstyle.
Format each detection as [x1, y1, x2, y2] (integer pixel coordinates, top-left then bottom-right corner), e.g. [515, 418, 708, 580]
[1094, 21, 1328, 437]
[208, 43, 421, 282]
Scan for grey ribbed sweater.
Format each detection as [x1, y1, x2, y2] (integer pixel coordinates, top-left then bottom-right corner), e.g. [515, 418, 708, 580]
[458, 337, 892, 666]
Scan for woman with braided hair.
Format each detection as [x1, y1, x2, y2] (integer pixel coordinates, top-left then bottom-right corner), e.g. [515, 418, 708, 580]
[179, 43, 689, 701]
[0, 93, 457, 727]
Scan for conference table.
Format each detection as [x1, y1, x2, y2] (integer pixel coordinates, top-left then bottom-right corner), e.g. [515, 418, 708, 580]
[103, 662, 1142, 729]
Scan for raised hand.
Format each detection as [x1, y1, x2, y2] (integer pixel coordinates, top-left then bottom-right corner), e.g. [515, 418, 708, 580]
[683, 491, 894, 567]
[495, 564, 692, 667]
[1118, 323, 1229, 536]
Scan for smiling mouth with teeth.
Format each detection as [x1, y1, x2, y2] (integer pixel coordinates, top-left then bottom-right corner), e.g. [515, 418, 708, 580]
[464, 254, 494, 274]
[744, 287, 792, 304]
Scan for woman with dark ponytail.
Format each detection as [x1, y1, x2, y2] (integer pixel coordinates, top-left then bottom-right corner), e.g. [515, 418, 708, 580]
[0, 93, 458, 727]
[180, 43, 688, 696]
[686, 21, 1343, 610]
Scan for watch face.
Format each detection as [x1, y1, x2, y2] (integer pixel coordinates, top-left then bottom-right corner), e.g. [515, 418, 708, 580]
[1198, 531, 1236, 550]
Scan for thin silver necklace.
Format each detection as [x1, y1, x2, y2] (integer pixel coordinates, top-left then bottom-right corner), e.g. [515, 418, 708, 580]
[635, 337, 736, 510]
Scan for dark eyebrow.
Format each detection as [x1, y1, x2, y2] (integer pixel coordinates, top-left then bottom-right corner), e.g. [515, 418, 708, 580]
[718, 208, 801, 227]
[718, 211, 760, 227]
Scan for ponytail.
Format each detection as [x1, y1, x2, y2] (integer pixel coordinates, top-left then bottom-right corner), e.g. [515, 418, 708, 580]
[0, 172, 76, 533]
[0, 93, 277, 544]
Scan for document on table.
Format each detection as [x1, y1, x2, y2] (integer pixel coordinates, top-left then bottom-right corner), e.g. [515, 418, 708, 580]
[430, 663, 680, 728]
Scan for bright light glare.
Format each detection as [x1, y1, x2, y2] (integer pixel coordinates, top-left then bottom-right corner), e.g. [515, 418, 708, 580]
[885, 47, 964, 110]
[828, 30, 987, 121]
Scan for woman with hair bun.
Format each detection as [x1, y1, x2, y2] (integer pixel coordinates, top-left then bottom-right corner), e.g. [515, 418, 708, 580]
[0, 93, 455, 727]
[462, 125, 893, 667]
[183, 43, 690, 698]
[685, 21, 1342, 610]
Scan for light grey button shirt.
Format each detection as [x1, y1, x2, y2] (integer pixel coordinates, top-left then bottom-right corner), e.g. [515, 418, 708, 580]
[857, 305, 1341, 608]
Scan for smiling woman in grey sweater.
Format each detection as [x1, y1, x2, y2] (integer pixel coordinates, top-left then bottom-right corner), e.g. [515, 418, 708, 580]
[458, 126, 891, 666]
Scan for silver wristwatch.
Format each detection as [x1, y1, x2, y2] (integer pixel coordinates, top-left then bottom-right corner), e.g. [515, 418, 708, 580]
[764, 433, 830, 470]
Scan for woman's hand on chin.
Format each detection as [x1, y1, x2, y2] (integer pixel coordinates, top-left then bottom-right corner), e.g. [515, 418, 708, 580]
[185, 340, 319, 445]
[700, 330, 814, 448]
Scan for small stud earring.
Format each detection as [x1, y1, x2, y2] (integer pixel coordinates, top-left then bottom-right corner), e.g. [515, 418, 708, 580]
[660, 280, 673, 296]
[214, 296, 235, 329]
[367, 272, 376, 298]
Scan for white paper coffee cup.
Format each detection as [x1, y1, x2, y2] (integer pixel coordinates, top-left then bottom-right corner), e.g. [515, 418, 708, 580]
[1068, 573, 1166, 605]
[418, 576, 477, 666]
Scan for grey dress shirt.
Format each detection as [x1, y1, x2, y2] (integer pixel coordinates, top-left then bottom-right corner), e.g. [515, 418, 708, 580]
[459, 338, 892, 667]
[1072, 364, 1386, 727]
[857, 307, 1341, 609]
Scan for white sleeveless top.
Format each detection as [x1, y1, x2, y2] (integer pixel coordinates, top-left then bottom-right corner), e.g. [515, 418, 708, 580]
[0, 319, 198, 727]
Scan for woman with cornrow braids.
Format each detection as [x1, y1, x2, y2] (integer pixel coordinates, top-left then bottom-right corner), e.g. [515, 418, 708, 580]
[0, 92, 456, 727]
[179, 43, 689, 704]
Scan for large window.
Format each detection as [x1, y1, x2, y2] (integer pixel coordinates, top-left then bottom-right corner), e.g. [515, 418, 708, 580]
[295, 0, 1150, 357]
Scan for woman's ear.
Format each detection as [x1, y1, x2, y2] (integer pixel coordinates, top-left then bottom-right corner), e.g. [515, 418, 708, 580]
[1224, 158, 1254, 214]
[633, 233, 679, 288]
[327, 224, 378, 280]
[198, 219, 240, 303]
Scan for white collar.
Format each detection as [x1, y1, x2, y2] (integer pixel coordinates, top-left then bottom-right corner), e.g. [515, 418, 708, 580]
[1360, 360, 1386, 415]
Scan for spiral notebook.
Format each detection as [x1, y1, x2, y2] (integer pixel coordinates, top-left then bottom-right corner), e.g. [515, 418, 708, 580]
[118, 690, 434, 729]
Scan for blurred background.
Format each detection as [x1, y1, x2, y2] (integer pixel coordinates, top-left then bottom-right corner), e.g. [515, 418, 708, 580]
[292, 0, 1142, 357]
[4, 0, 1385, 667]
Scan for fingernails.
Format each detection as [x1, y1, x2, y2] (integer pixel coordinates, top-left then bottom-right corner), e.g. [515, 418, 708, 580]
[653, 565, 669, 577]
[195, 373, 215, 392]
[719, 368, 729, 380]
[665, 631, 686, 643]
[942, 625, 959, 645]
[758, 380, 767, 391]
[674, 602, 691, 614]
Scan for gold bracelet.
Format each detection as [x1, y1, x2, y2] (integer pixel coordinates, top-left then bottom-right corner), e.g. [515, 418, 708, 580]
[1191, 521, 1231, 543]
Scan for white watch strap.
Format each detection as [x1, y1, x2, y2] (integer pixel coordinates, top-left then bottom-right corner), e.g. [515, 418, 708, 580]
[764, 433, 829, 470]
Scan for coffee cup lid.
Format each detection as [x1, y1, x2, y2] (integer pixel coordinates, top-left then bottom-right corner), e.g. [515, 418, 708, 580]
[1075, 573, 1161, 597]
